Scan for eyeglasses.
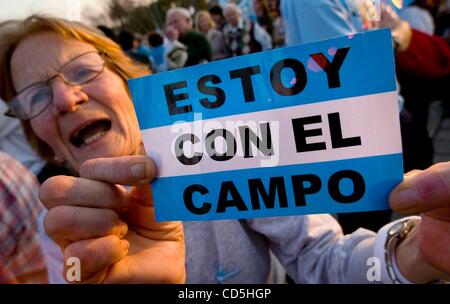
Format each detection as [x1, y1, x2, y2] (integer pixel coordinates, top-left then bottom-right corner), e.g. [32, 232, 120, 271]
[5, 51, 106, 120]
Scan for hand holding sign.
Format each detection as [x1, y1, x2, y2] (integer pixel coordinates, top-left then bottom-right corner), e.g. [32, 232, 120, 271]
[40, 156, 185, 283]
[390, 164, 450, 283]
[130, 29, 403, 221]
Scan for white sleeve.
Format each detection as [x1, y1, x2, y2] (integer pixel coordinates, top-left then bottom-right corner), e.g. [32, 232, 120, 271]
[246, 214, 376, 283]
[37, 210, 67, 284]
[253, 23, 273, 51]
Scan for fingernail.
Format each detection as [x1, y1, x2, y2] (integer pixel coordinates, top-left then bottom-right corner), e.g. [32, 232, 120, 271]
[121, 240, 129, 251]
[392, 188, 420, 211]
[118, 220, 128, 237]
[130, 163, 147, 180]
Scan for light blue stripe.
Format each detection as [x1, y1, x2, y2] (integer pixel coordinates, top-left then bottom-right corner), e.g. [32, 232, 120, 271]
[129, 29, 396, 130]
[152, 153, 403, 221]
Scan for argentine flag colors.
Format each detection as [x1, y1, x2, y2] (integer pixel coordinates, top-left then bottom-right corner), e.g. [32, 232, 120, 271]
[129, 29, 403, 221]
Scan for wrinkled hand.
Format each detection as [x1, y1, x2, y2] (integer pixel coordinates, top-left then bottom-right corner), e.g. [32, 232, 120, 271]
[389, 162, 450, 283]
[40, 156, 185, 283]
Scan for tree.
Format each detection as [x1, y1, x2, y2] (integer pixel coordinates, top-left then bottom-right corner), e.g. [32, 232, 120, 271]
[109, 0, 130, 27]
[99, 0, 209, 34]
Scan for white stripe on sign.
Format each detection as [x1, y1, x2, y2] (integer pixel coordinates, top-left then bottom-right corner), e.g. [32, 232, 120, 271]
[141, 91, 401, 178]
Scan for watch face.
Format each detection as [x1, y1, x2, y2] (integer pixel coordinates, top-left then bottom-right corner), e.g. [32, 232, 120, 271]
[388, 222, 405, 237]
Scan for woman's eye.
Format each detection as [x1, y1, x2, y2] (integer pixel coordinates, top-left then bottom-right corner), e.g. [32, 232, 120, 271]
[73, 67, 94, 80]
[31, 89, 50, 104]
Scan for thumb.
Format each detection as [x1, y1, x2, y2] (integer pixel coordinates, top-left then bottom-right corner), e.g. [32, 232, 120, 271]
[389, 163, 450, 214]
[79, 155, 157, 186]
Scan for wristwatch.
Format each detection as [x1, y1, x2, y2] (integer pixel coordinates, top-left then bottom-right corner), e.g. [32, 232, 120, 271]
[384, 218, 446, 284]
[384, 218, 420, 284]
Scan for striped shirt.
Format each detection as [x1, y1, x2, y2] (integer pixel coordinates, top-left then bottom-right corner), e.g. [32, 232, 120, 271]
[0, 151, 47, 283]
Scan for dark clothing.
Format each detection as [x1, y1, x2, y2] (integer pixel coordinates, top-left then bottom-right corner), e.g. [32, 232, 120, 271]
[126, 50, 151, 67]
[396, 29, 450, 172]
[179, 31, 212, 67]
[223, 20, 263, 57]
[257, 15, 274, 36]
[249, 23, 263, 54]
[37, 163, 74, 184]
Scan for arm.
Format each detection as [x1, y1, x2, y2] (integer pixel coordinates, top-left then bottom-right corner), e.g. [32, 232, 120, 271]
[247, 215, 376, 283]
[396, 29, 450, 80]
[249, 163, 450, 284]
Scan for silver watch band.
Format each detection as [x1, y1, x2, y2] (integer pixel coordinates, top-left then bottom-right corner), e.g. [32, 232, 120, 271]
[384, 218, 420, 284]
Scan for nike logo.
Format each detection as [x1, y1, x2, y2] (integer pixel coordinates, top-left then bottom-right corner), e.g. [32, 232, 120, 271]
[216, 266, 240, 283]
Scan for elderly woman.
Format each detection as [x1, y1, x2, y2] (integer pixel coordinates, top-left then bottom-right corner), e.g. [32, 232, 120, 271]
[0, 16, 184, 284]
[0, 16, 449, 284]
[194, 10, 230, 60]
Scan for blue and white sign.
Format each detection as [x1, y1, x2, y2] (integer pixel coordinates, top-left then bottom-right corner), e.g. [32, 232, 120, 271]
[129, 29, 403, 221]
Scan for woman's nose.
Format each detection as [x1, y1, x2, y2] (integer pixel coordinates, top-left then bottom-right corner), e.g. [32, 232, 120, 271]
[51, 78, 88, 114]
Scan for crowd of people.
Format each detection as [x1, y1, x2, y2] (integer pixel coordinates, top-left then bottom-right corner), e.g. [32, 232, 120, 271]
[101, 1, 284, 73]
[0, 0, 449, 284]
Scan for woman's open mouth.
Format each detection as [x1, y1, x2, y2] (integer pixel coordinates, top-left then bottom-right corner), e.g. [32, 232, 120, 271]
[70, 119, 112, 148]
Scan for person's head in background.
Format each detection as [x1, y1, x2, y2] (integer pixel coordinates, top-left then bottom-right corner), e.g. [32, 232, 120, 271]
[252, 0, 270, 18]
[267, 0, 280, 11]
[194, 10, 215, 35]
[0, 16, 149, 172]
[97, 25, 117, 43]
[147, 31, 164, 48]
[165, 7, 193, 36]
[223, 3, 242, 28]
[118, 30, 138, 52]
[209, 5, 226, 30]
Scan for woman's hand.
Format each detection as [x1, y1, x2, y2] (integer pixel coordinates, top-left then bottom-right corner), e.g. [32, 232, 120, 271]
[40, 155, 185, 283]
[389, 163, 450, 283]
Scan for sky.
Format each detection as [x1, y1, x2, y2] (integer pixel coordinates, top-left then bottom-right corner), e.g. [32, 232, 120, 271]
[0, 0, 154, 24]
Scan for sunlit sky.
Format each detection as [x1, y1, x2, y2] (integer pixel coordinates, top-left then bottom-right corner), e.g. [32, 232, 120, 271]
[0, 0, 155, 24]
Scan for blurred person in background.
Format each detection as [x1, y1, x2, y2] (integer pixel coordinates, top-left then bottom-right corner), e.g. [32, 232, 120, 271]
[269, 6, 285, 48]
[399, 0, 437, 34]
[252, 0, 274, 36]
[0, 100, 45, 178]
[147, 30, 188, 72]
[118, 30, 151, 67]
[165, 7, 212, 67]
[0, 151, 47, 283]
[209, 5, 227, 31]
[223, 3, 272, 57]
[195, 10, 230, 60]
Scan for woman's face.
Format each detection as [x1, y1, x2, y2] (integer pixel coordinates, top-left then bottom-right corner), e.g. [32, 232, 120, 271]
[10, 33, 143, 171]
[252, 0, 262, 15]
[198, 14, 211, 32]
